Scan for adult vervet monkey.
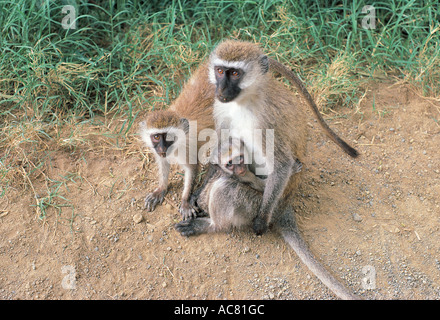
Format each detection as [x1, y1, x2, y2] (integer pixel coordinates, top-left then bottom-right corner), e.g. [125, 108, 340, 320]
[208, 40, 358, 234]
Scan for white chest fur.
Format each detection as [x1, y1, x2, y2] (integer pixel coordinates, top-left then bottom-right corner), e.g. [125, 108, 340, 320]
[213, 100, 269, 172]
[214, 100, 256, 132]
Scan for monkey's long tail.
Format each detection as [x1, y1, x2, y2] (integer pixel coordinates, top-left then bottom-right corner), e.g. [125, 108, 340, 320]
[268, 58, 359, 158]
[275, 210, 361, 300]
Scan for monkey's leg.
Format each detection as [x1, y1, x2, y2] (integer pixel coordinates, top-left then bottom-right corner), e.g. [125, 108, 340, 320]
[175, 217, 215, 237]
[145, 157, 170, 212]
[253, 158, 295, 235]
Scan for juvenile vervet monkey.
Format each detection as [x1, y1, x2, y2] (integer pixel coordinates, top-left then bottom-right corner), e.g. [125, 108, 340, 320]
[208, 40, 359, 235]
[140, 61, 215, 219]
[175, 139, 359, 300]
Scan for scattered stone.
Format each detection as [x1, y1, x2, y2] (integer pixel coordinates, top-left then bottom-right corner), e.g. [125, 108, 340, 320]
[133, 213, 143, 224]
[352, 213, 362, 222]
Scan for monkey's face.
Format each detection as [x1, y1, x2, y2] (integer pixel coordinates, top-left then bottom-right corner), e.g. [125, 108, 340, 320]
[150, 133, 175, 158]
[214, 66, 243, 103]
[225, 155, 246, 176]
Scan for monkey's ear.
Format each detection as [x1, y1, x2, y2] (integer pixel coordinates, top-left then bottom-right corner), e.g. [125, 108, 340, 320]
[180, 118, 189, 134]
[259, 55, 269, 74]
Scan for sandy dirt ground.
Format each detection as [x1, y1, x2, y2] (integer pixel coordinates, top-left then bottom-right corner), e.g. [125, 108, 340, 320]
[1, 82, 440, 300]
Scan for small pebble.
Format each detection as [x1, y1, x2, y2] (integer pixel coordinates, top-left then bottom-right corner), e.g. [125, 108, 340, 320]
[352, 213, 362, 222]
[133, 213, 143, 224]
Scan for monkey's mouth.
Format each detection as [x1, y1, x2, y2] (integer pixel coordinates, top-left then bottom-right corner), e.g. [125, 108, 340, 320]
[158, 152, 167, 158]
[237, 170, 246, 176]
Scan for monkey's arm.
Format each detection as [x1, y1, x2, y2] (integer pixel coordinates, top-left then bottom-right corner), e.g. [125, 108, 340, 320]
[145, 156, 170, 211]
[252, 158, 295, 235]
[188, 164, 218, 217]
[237, 171, 265, 192]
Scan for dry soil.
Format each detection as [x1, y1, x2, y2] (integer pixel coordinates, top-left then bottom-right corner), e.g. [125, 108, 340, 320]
[1, 82, 440, 300]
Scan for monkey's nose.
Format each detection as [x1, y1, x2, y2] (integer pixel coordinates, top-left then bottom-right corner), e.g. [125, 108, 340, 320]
[217, 94, 229, 103]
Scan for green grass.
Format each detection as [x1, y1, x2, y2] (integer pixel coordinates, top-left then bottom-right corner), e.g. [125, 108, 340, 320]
[0, 0, 439, 217]
[1, 0, 438, 119]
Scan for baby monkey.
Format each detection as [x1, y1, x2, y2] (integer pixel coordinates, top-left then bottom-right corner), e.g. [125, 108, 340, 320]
[175, 138, 301, 234]
[175, 139, 359, 300]
[217, 137, 270, 193]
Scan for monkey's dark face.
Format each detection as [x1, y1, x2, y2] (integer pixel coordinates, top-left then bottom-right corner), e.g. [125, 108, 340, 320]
[225, 155, 246, 176]
[151, 133, 174, 158]
[214, 66, 243, 103]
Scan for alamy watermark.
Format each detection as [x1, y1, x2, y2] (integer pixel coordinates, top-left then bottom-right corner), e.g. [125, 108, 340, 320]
[361, 265, 376, 290]
[59, 4, 376, 31]
[62, 5, 77, 30]
[141, 121, 276, 176]
[61, 265, 77, 290]
[362, 5, 376, 30]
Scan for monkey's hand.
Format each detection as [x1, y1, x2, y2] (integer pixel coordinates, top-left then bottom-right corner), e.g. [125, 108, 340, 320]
[144, 188, 166, 212]
[252, 216, 268, 235]
[187, 188, 208, 218]
[179, 200, 198, 220]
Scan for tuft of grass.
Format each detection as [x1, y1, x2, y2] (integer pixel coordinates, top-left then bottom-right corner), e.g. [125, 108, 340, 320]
[310, 52, 364, 111]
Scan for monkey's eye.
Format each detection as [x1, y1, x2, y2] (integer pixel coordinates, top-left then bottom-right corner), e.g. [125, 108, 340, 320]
[231, 70, 240, 77]
[216, 67, 224, 75]
[152, 134, 161, 141]
[226, 161, 233, 169]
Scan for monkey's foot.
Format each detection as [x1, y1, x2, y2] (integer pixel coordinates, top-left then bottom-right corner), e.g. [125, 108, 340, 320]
[175, 217, 212, 237]
[179, 200, 199, 220]
[187, 197, 208, 218]
[252, 216, 268, 235]
[144, 188, 166, 212]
